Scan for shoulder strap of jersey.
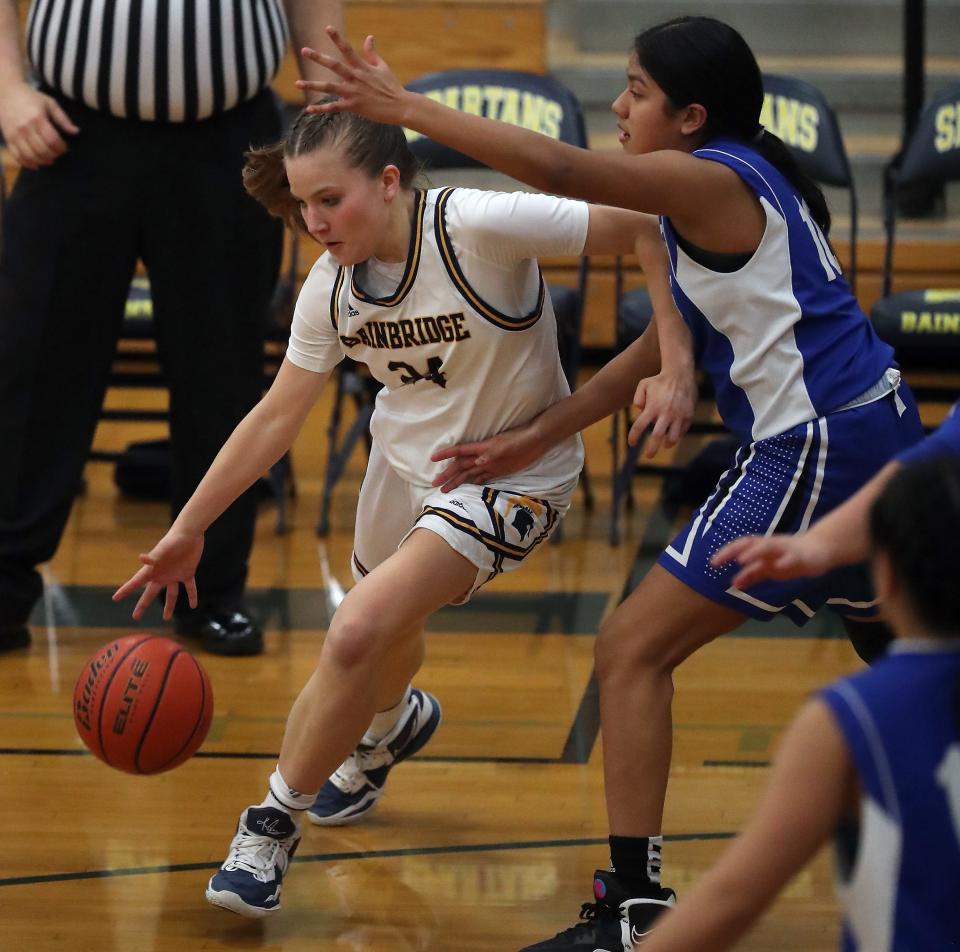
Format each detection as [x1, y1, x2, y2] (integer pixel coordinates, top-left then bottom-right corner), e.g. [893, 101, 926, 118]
[433, 186, 545, 331]
[349, 189, 428, 307]
[329, 265, 346, 330]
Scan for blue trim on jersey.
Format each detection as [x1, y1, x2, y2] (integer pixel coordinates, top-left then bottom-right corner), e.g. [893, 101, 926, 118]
[820, 648, 960, 950]
[661, 138, 895, 442]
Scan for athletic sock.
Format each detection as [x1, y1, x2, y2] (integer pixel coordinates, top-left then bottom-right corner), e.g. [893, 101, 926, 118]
[364, 686, 412, 743]
[263, 766, 319, 815]
[609, 834, 664, 897]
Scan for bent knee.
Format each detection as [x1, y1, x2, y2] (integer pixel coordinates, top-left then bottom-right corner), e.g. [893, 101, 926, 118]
[594, 614, 702, 681]
[323, 613, 387, 671]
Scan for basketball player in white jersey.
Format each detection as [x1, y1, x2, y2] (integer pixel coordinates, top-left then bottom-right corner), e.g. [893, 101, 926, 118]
[298, 17, 928, 948]
[112, 105, 691, 918]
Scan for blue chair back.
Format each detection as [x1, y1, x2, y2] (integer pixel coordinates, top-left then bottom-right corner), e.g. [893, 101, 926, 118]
[761, 73, 858, 290]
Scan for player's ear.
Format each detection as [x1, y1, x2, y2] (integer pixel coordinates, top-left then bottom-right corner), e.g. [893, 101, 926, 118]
[381, 164, 401, 202]
[870, 549, 899, 612]
[679, 103, 708, 137]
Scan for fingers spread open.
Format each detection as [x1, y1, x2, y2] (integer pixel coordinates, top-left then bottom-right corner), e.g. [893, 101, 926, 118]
[162, 582, 179, 621]
[185, 578, 199, 610]
[132, 581, 161, 620]
[711, 536, 755, 566]
[362, 34, 381, 65]
[431, 445, 461, 463]
[325, 26, 366, 69]
[113, 564, 152, 602]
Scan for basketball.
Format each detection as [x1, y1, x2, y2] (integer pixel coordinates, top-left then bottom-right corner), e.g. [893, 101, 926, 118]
[73, 634, 214, 775]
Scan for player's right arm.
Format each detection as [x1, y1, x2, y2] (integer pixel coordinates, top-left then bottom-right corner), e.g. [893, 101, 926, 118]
[0, 0, 79, 168]
[642, 698, 854, 952]
[114, 260, 342, 619]
[113, 359, 331, 620]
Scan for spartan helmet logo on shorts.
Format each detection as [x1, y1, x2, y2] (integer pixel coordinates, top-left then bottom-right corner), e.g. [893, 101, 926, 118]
[512, 506, 536, 540]
[504, 495, 545, 541]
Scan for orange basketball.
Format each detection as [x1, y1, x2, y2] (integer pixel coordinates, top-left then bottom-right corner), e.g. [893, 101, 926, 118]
[73, 634, 214, 775]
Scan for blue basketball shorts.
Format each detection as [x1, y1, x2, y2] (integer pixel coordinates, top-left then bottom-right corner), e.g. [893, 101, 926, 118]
[352, 442, 573, 604]
[658, 383, 924, 625]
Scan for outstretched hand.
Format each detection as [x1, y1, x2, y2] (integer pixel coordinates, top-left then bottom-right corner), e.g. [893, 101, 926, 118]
[112, 531, 204, 621]
[430, 422, 547, 493]
[711, 533, 830, 590]
[628, 369, 697, 457]
[297, 28, 407, 124]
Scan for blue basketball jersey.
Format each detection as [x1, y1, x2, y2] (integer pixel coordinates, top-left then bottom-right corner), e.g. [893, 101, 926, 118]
[899, 400, 960, 466]
[660, 138, 895, 442]
[820, 644, 960, 950]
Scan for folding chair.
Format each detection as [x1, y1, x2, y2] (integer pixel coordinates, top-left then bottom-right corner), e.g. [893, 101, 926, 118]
[870, 81, 960, 396]
[316, 68, 597, 534]
[609, 74, 859, 543]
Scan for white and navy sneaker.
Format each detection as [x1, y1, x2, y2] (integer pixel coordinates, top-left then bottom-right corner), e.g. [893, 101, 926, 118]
[518, 870, 676, 950]
[205, 806, 301, 918]
[307, 688, 441, 826]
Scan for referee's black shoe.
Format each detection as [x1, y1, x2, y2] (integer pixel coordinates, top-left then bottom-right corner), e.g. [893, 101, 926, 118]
[175, 610, 263, 656]
[518, 870, 675, 951]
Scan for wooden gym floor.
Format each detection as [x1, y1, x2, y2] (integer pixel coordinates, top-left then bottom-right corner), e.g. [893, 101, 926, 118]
[0, 375, 882, 952]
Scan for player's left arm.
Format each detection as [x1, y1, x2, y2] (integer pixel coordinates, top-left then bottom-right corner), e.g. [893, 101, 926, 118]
[643, 699, 854, 952]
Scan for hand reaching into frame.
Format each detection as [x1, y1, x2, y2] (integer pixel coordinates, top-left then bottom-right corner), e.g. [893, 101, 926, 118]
[112, 531, 204, 621]
[711, 532, 831, 590]
[296, 29, 407, 124]
[430, 421, 548, 494]
[628, 367, 697, 457]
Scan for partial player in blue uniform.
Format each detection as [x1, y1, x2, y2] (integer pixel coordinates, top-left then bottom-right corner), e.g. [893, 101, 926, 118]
[299, 16, 927, 948]
[643, 457, 960, 951]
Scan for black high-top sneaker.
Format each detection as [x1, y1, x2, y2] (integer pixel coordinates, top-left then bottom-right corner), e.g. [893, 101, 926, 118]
[518, 869, 676, 951]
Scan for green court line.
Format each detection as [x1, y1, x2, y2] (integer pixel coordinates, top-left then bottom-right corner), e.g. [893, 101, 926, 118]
[28, 585, 609, 635]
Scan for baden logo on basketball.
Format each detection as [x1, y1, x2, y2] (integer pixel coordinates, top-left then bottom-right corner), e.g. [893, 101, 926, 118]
[73, 639, 124, 733]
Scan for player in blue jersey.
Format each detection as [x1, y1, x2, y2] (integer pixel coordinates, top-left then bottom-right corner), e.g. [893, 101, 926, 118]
[642, 457, 960, 951]
[298, 16, 927, 948]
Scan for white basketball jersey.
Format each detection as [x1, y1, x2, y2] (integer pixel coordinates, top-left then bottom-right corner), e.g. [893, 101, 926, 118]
[286, 187, 586, 497]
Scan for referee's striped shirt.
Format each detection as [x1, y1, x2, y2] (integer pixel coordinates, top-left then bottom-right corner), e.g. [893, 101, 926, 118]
[25, 0, 290, 122]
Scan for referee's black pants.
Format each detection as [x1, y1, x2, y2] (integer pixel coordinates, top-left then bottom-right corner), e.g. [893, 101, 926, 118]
[0, 88, 283, 626]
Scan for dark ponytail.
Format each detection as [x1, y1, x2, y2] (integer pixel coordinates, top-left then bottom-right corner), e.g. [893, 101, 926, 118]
[754, 129, 831, 235]
[634, 16, 832, 234]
